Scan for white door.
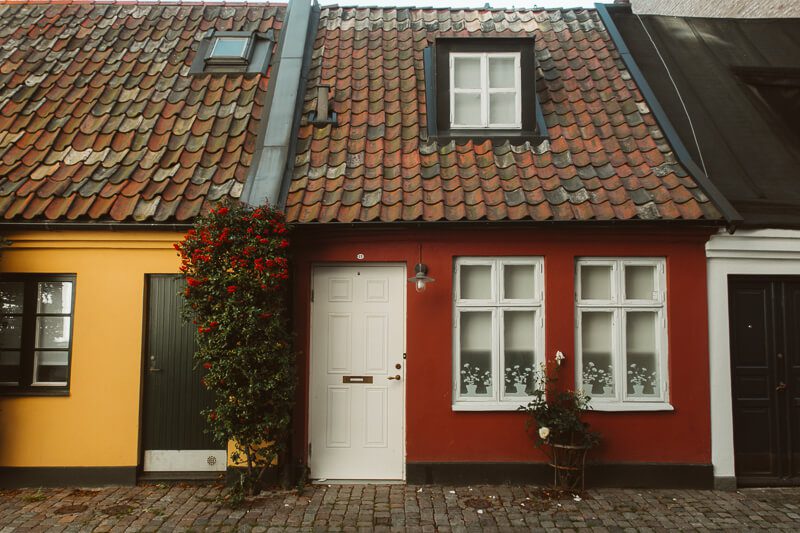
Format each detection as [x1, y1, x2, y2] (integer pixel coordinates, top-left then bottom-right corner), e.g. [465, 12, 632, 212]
[309, 265, 405, 480]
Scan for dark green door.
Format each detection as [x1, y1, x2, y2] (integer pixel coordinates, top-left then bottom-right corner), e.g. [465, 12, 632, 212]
[141, 275, 224, 473]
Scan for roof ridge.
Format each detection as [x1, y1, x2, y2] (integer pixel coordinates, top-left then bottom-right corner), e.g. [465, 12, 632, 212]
[322, 5, 596, 12]
[0, 0, 287, 5]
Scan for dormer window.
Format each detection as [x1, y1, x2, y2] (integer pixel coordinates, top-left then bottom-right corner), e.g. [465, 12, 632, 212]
[189, 30, 274, 75]
[424, 37, 546, 144]
[450, 53, 521, 129]
[207, 36, 253, 65]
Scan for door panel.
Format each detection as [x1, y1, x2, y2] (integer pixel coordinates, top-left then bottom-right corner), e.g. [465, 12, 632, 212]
[730, 277, 800, 484]
[309, 265, 405, 480]
[142, 275, 224, 472]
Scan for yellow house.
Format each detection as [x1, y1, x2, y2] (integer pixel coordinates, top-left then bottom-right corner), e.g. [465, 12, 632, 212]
[0, 1, 308, 486]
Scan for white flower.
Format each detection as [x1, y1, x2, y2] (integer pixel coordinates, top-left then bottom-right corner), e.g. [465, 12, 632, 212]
[538, 426, 550, 440]
[555, 350, 565, 366]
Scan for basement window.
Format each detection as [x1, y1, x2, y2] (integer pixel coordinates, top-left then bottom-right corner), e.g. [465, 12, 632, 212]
[0, 275, 75, 396]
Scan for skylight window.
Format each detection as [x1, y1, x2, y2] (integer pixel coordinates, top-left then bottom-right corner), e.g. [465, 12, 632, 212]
[210, 37, 251, 61]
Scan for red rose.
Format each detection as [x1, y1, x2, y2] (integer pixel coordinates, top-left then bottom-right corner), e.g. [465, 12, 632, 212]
[279, 239, 289, 248]
[187, 277, 202, 287]
[209, 321, 219, 329]
[217, 207, 229, 215]
[227, 285, 237, 293]
[203, 362, 212, 369]
[209, 411, 217, 421]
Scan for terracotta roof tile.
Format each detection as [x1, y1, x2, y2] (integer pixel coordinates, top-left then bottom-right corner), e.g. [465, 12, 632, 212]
[0, 2, 283, 223]
[287, 7, 720, 223]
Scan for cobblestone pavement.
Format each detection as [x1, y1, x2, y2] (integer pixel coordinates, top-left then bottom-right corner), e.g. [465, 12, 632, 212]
[1, 483, 800, 532]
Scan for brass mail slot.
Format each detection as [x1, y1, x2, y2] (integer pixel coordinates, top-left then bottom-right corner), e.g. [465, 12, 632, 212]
[343, 375, 373, 384]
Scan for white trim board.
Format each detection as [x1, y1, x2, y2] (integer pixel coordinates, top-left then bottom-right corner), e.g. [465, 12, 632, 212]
[143, 450, 227, 472]
[706, 228, 800, 485]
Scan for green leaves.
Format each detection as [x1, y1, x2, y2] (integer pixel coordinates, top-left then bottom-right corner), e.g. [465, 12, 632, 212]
[175, 201, 295, 496]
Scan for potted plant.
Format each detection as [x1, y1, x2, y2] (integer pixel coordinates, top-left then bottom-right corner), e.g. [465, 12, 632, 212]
[505, 364, 532, 395]
[601, 365, 614, 396]
[461, 363, 481, 395]
[480, 369, 492, 395]
[581, 361, 605, 396]
[627, 363, 655, 395]
[520, 353, 600, 491]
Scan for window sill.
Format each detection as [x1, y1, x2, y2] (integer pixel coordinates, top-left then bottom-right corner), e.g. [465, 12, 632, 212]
[452, 402, 529, 412]
[432, 130, 547, 145]
[588, 401, 674, 412]
[0, 388, 70, 397]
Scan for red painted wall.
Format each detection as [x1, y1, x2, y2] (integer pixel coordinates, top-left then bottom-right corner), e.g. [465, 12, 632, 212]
[291, 225, 713, 466]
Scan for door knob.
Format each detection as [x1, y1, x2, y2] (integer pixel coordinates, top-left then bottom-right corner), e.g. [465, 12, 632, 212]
[776, 382, 787, 391]
[387, 375, 401, 381]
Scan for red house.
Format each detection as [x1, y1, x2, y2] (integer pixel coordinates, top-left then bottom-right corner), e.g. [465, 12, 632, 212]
[274, 5, 737, 488]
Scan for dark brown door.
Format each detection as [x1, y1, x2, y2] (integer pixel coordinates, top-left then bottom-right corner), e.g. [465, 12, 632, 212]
[729, 277, 800, 485]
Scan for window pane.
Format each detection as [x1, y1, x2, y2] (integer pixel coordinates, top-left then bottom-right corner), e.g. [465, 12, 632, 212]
[503, 311, 535, 395]
[460, 265, 491, 300]
[580, 265, 612, 300]
[489, 57, 515, 89]
[581, 312, 613, 396]
[627, 312, 658, 396]
[460, 312, 492, 396]
[0, 282, 24, 313]
[489, 92, 516, 125]
[453, 56, 481, 89]
[0, 350, 20, 384]
[37, 281, 72, 314]
[36, 317, 71, 349]
[504, 264, 535, 300]
[626, 265, 656, 300]
[453, 93, 482, 126]
[0, 316, 22, 348]
[34, 351, 68, 384]
[211, 37, 249, 58]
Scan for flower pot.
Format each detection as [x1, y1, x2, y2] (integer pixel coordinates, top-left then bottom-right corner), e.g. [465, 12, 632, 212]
[483, 385, 492, 396]
[549, 443, 589, 491]
[514, 383, 526, 395]
[582, 383, 594, 396]
[632, 384, 644, 395]
[603, 386, 613, 396]
[466, 384, 478, 395]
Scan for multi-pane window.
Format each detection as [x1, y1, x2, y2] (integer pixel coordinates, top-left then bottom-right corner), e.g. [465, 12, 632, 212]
[0, 275, 75, 394]
[453, 258, 543, 409]
[450, 52, 521, 129]
[575, 259, 668, 408]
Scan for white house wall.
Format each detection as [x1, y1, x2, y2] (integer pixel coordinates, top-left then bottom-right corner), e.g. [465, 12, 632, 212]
[706, 228, 800, 489]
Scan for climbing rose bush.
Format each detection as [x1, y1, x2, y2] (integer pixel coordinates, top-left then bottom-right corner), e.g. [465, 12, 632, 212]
[174, 201, 295, 497]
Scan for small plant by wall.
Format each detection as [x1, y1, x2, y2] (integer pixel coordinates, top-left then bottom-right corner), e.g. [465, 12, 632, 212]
[175, 201, 294, 500]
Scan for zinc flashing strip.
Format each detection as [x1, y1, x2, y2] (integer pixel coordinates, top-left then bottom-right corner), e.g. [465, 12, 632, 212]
[595, 3, 742, 226]
[242, 0, 314, 208]
[278, 1, 321, 210]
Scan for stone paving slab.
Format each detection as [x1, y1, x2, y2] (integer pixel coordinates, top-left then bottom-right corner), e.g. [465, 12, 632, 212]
[1, 483, 799, 532]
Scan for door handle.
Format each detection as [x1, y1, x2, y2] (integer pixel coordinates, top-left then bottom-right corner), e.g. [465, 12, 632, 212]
[776, 382, 787, 391]
[149, 355, 162, 372]
[387, 375, 401, 381]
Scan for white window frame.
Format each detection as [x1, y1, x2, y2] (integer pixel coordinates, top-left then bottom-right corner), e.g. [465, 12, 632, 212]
[449, 52, 522, 129]
[452, 257, 544, 411]
[575, 258, 672, 412]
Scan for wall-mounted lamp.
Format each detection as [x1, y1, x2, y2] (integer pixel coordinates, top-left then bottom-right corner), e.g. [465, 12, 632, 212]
[408, 263, 435, 293]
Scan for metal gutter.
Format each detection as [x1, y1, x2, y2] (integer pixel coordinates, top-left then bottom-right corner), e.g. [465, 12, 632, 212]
[277, 1, 320, 210]
[0, 222, 193, 232]
[595, 3, 743, 228]
[242, 0, 314, 207]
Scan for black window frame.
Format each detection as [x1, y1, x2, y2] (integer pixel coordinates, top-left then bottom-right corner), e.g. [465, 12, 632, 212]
[425, 37, 548, 144]
[0, 274, 76, 396]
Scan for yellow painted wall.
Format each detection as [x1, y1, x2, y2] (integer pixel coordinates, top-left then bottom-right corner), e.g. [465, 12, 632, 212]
[0, 230, 185, 467]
